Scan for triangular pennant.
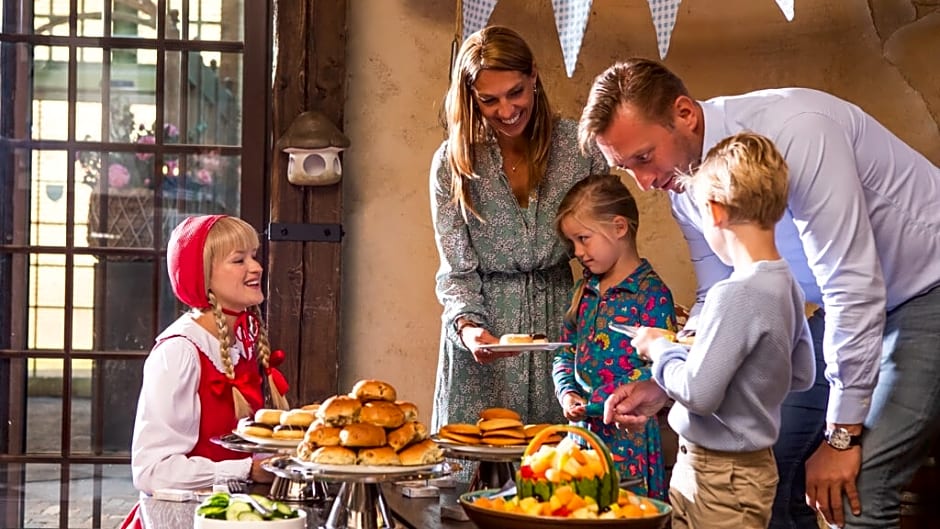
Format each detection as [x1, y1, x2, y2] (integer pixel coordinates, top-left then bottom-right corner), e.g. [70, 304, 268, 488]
[646, 0, 683, 59]
[552, 0, 594, 77]
[462, 0, 499, 41]
[775, 0, 794, 21]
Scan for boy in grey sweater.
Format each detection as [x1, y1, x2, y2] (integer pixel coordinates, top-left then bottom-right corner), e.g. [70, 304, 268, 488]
[631, 132, 816, 529]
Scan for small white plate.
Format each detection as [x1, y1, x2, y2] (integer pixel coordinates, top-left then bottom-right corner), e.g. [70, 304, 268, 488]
[481, 342, 571, 353]
[608, 323, 639, 338]
[609, 323, 692, 350]
[231, 430, 301, 449]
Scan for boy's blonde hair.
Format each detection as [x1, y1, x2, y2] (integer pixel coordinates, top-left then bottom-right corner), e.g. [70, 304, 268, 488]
[679, 132, 789, 229]
[555, 174, 640, 324]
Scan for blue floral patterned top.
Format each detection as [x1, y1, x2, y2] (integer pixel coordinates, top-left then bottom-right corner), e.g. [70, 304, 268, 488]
[553, 258, 676, 499]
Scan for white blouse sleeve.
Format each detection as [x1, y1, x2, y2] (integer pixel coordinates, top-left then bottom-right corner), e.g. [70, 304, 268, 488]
[130, 337, 251, 494]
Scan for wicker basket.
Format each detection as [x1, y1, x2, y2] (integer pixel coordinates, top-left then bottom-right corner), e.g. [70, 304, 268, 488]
[87, 189, 207, 254]
[87, 189, 158, 249]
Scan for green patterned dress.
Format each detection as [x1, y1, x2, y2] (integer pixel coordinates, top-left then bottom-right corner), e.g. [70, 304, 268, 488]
[430, 118, 608, 430]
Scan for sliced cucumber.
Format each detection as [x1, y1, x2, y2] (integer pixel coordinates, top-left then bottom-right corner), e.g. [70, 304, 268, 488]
[250, 494, 275, 510]
[225, 501, 253, 521]
[204, 493, 230, 507]
[237, 511, 265, 521]
[274, 501, 297, 518]
[195, 505, 227, 519]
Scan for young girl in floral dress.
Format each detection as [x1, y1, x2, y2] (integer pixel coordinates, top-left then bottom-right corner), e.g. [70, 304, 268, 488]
[552, 174, 676, 499]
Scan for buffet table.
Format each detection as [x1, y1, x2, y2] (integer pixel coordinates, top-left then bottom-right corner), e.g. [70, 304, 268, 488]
[137, 483, 477, 529]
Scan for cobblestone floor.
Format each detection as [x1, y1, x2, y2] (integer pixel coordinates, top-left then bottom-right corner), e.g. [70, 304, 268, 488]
[3, 397, 139, 529]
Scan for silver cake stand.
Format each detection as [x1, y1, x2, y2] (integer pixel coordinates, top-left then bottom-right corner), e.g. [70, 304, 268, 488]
[263, 455, 454, 529]
[431, 437, 525, 491]
[210, 434, 331, 503]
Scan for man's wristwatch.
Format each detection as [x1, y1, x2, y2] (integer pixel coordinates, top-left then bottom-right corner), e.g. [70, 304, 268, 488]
[824, 427, 862, 450]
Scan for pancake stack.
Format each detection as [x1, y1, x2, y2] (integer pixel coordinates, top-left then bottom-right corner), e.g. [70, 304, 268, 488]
[437, 407, 562, 446]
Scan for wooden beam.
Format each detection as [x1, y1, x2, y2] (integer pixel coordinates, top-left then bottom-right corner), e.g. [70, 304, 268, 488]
[269, 0, 346, 405]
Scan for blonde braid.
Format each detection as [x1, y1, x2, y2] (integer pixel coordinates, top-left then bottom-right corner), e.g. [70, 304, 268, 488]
[251, 305, 289, 410]
[251, 305, 271, 368]
[208, 291, 252, 418]
[208, 291, 234, 379]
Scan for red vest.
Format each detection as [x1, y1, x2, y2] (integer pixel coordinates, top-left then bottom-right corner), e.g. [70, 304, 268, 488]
[164, 335, 265, 461]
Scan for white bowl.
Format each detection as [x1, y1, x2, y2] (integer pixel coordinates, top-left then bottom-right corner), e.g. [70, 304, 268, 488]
[193, 509, 307, 529]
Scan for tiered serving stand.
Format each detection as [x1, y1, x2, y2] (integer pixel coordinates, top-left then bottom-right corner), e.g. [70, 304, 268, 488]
[431, 437, 525, 491]
[262, 454, 454, 529]
[210, 433, 331, 503]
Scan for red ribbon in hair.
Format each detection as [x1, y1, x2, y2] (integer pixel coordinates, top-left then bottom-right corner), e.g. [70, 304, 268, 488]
[208, 368, 261, 397]
[266, 365, 289, 396]
[221, 308, 260, 357]
[269, 349, 285, 368]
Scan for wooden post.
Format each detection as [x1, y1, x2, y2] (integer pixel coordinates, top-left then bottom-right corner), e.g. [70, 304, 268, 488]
[269, 1, 347, 404]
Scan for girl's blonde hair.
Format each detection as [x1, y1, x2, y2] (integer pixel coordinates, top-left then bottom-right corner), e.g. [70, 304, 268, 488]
[555, 174, 640, 324]
[678, 132, 789, 229]
[443, 25, 556, 220]
[203, 217, 288, 414]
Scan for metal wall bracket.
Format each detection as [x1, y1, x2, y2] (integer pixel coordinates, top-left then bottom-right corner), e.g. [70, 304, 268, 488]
[267, 222, 344, 242]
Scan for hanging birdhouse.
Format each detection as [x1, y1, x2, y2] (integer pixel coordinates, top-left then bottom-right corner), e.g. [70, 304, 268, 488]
[276, 110, 350, 186]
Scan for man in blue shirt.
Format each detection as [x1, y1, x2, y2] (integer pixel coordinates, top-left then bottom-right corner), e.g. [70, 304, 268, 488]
[581, 58, 940, 529]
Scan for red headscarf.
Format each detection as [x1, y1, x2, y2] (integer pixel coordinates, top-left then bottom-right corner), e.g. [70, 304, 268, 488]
[167, 214, 226, 309]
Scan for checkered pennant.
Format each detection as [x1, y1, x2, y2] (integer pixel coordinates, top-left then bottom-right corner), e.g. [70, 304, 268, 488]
[646, 0, 682, 59]
[775, 0, 794, 21]
[552, 0, 594, 77]
[462, 0, 499, 41]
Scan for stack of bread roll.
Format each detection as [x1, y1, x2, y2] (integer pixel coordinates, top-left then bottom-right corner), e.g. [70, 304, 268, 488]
[237, 406, 318, 441]
[437, 407, 562, 446]
[295, 379, 443, 467]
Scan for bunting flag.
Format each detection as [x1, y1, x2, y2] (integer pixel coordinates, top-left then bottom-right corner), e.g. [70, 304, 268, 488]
[646, 0, 683, 59]
[462, 0, 499, 41]
[775, 0, 794, 21]
[552, 0, 594, 77]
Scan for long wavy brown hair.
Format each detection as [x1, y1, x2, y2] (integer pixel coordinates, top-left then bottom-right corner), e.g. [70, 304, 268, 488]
[442, 25, 556, 220]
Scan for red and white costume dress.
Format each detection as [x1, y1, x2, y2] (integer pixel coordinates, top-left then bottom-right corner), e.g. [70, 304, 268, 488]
[130, 314, 265, 494]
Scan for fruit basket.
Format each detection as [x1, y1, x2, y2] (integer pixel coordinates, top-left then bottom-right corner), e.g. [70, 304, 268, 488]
[458, 425, 671, 529]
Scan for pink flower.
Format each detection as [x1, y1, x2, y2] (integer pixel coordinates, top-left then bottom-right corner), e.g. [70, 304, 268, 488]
[195, 168, 213, 185]
[107, 163, 131, 188]
[136, 135, 155, 161]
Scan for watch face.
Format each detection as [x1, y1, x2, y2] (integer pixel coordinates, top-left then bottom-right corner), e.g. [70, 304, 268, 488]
[827, 428, 851, 450]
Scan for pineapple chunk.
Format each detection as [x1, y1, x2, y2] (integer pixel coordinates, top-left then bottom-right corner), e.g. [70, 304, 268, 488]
[561, 455, 583, 477]
[519, 497, 542, 516]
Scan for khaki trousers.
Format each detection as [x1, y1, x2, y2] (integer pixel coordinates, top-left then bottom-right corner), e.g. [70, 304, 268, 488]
[669, 438, 779, 529]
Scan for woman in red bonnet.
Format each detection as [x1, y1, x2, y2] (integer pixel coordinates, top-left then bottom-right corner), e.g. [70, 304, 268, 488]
[128, 214, 289, 496]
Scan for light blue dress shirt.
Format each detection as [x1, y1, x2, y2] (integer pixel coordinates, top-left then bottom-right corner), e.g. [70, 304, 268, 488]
[671, 88, 940, 425]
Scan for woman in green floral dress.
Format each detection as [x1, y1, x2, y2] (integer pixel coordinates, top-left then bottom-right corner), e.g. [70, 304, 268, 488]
[429, 26, 607, 430]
